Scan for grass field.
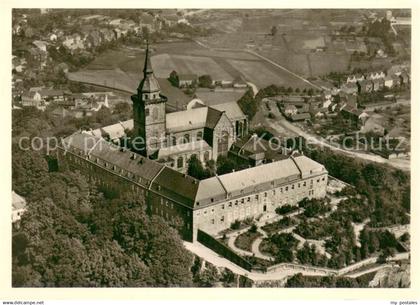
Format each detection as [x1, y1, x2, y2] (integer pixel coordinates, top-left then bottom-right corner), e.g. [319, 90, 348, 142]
[308, 52, 351, 76]
[68, 68, 138, 92]
[227, 58, 312, 88]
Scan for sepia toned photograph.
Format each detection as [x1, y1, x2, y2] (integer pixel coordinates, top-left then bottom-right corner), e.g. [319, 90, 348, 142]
[10, 8, 411, 289]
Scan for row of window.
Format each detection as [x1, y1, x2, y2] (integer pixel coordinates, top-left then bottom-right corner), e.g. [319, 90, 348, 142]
[170, 131, 203, 146]
[199, 190, 320, 224]
[67, 152, 147, 185]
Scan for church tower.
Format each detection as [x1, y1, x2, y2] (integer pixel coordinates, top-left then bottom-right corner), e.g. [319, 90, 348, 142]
[131, 42, 167, 157]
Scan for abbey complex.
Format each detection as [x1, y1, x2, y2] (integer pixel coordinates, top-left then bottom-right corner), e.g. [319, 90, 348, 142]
[57, 45, 328, 241]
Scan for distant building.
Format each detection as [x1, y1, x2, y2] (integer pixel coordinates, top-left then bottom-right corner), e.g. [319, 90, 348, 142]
[178, 73, 198, 88]
[229, 134, 290, 167]
[372, 78, 385, 91]
[340, 105, 369, 128]
[384, 75, 394, 88]
[232, 76, 248, 89]
[399, 72, 410, 85]
[341, 82, 358, 94]
[12, 191, 27, 223]
[346, 74, 365, 83]
[290, 112, 311, 122]
[368, 71, 386, 80]
[360, 116, 386, 136]
[357, 80, 373, 93]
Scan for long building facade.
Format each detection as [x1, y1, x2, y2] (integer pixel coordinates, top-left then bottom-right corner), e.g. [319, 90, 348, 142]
[57, 132, 327, 241]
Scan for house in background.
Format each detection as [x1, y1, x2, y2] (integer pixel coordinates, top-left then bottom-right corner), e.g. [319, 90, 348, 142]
[341, 82, 358, 94]
[340, 105, 369, 128]
[178, 74, 198, 88]
[384, 75, 394, 88]
[12, 191, 27, 224]
[358, 79, 373, 93]
[372, 78, 385, 91]
[232, 76, 248, 89]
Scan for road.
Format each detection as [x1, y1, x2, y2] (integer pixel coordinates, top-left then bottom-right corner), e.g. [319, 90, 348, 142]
[185, 240, 410, 284]
[265, 100, 410, 171]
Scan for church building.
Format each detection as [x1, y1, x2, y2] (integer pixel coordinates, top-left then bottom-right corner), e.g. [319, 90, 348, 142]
[128, 44, 247, 173]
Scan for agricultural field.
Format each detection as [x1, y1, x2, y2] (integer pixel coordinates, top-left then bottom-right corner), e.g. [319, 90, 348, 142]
[227, 59, 312, 88]
[86, 47, 145, 73]
[308, 52, 351, 76]
[68, 68, 138, 92]
[151, 54, 233, 81]
[258, 50, 312, 76]
[79, 38, 320, 92]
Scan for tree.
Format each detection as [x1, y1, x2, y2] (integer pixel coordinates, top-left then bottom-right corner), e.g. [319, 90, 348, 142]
[377, 247, 396, 264]
[237, 88, 258, 120]
[249, 224, 257, 233]
[168, 70, 179, 87]
[216, 155, 236, 175]
[270, 25, 277, 36]
[187, 155, 210, 180]
[198, 75, 213, 88]
[286, 273, 305, 287]
[193, 263, 220, 287]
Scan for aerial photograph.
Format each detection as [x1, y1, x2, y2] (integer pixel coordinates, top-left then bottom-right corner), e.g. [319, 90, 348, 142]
[11, 8, 411, 288]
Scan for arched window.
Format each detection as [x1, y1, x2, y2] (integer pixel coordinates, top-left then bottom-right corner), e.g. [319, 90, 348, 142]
[217, 130, 229, 156]
[177, 156, 184, 168]
[184, 134, 190, 143]
[196, 131, 203, 140]
[204, 151, 210, 161]
[171, 135, 176, 146]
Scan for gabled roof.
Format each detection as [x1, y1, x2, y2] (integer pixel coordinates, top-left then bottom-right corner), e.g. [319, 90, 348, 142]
[216, 157, 301, 194]
[165, 106, 224, 133]
[205, 107, 224, 129]
[341, 104, 364, 116]
[64, 133, 164, 187]
[166, 107, 208, 132]
[12, 191, 26, 210]
[290, 113, 311, 121]
[151, 167, 199, 207]
[87, 119, 133, 140]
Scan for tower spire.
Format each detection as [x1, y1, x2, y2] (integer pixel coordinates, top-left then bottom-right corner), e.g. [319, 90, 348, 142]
[143, 40, 153, 75]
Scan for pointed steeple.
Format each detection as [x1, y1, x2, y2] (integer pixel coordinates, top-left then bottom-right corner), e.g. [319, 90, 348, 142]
[143, 40, 153, 75]
[137, 41, 160, 94]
